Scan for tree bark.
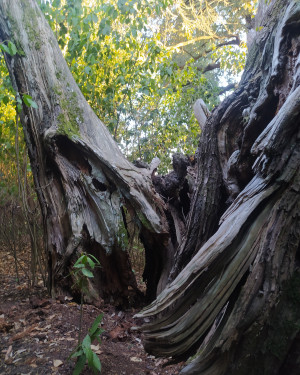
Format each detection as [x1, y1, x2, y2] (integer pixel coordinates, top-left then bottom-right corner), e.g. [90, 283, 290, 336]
[0, 0, 171, 304]
[137, 0, 300, 374]
[1, 0, 299, 373]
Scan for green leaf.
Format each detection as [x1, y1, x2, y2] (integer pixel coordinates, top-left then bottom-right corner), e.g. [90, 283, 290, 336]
[73, 263, 85, 269]
[22, 94, 38, 109]
[72, 354, 86, 375]
[52, 0, 61, 8]
[0, 43, 11, 55]
[88, 255, 100, 265]
[89, 313, 103, 336]
[87, 257, 95, 269]
[91, 327, 104, 341]
[84, 66, 91, 75]
[92, 352, 101, 372]
[82, 268, 94, 278]
[74, 254, 86, 267]
[85, 347, 94, 368]
[92, 14, 98, 23]
[2, 96, 10, 105]
[70, 349, 84, 359]
[17, 103, 22, 113]
[82, 334, 91, 353]
[8, 41, 17, 56]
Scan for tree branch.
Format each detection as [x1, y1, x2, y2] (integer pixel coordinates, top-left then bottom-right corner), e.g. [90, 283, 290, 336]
[166, 34, 237, 50]
[201, 61, 220, 73]
[219, 83, 237, 95]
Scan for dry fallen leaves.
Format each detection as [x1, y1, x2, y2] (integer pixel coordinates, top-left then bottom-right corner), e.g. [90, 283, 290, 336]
[9, 324, 37, 343]
[53, 359, 63, 367]
[130, 356, 142, 363]
[4, 344, 13, 363]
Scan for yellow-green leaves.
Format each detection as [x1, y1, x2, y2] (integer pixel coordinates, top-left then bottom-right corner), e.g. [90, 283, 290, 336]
[36, 0, 257, 171]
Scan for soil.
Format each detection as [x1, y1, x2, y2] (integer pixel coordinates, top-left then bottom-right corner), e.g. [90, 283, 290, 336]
[0, 251, 184, 375]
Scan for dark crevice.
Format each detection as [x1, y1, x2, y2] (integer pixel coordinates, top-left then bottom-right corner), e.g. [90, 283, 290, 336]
[92, 178, 107, 191]
[55, 136, 92, 175]
[179, 179, 191, 216]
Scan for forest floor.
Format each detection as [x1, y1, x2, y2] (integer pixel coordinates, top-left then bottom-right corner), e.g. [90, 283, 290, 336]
[0, 249, 184, 375]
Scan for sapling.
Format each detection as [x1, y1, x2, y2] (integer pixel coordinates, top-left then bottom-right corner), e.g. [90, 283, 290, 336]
[69, 253, 104, 374]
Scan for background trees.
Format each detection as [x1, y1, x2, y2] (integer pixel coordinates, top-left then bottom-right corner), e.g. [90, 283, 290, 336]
[37, 0, 255, 169]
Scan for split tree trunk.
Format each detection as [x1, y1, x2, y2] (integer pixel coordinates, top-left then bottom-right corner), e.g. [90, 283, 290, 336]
[137, 0, 300, 374]
[1, 0, 299, 373]
[0, 0, 172, 304]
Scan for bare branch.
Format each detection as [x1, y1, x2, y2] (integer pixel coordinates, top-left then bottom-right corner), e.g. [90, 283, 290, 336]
[219, 83, 237, 95]
[166, 34, 236, 50]
[202, 61, 220, 73]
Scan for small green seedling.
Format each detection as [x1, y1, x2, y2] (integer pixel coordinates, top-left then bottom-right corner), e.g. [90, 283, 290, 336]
[69, 253, 103, 374]
[70, 313, 104, 375]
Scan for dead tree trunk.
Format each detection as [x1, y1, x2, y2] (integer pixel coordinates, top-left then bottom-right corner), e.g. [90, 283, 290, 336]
[137, 0, 300, 374]
[1, 0, 299, 372]
[0, 0, 172, 304]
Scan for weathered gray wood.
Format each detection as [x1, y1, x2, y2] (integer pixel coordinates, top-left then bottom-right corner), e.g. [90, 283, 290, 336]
[0, 0, 170, 302]
[1, 0, 299, 373]
[137, 1, 300, 373]
[193, 98, 210, 130]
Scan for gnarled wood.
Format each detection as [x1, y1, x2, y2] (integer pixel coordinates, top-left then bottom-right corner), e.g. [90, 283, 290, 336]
[0, 0, 170, 303]
[137, 1, 300, 374]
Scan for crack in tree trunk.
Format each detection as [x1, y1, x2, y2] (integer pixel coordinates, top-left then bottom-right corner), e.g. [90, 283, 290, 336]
[137, 1, 300, 374]
[0, 0, 299, 373]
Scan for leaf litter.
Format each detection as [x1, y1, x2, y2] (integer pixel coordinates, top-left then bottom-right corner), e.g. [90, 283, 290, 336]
[0, 249, 183, 375]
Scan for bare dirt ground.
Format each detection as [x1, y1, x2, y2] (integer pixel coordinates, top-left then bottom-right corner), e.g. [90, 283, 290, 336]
[0, 250, 184, 375]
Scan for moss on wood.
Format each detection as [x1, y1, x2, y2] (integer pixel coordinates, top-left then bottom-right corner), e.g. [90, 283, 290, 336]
[57, 92, 83, 138]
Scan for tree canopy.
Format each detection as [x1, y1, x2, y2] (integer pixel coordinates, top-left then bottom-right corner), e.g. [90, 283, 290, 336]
[1, 0, 257, 173]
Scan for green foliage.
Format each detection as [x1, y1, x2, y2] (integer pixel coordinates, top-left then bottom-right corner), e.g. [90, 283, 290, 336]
[0, 2, 257, 174]
[72, 253, 101, 294]
[37, 0, 256, 171]
[0, 41, 17, 56]
[70, 314, 104, 374]
[69, 253, 103, 374]
[22, 94, 38, 109]
[0, 55, 21, 203]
